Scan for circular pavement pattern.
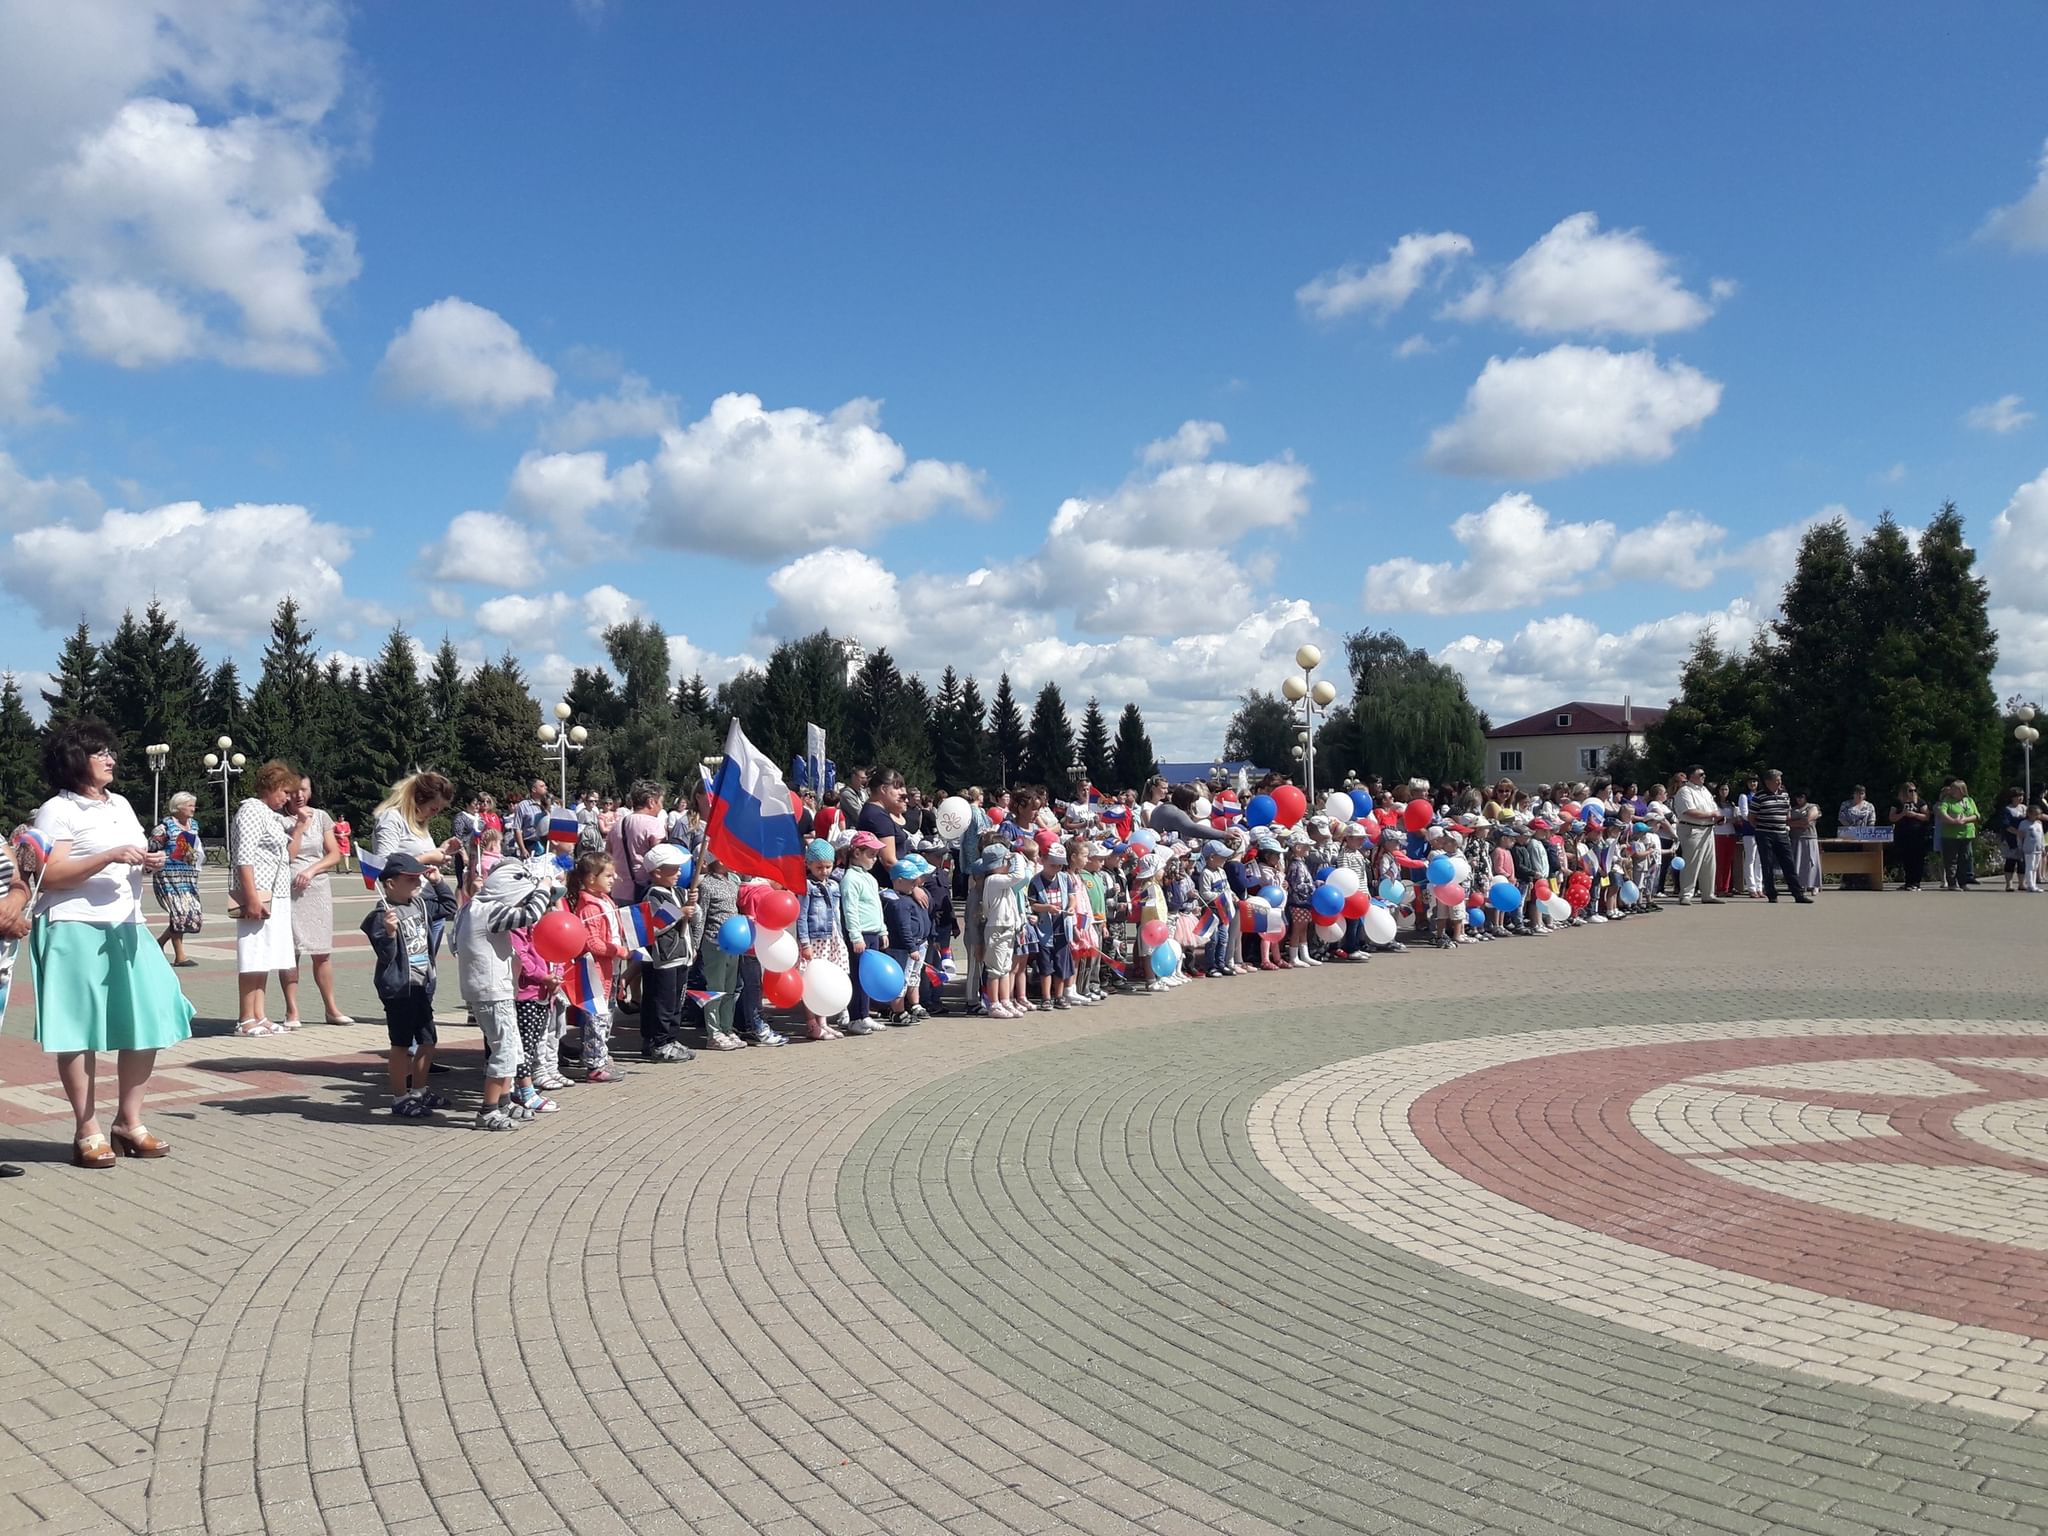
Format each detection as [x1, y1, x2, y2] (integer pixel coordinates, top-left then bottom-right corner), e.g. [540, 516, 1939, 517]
[1253, 1019, 2048, 1429]
[846, 993, 2048, 1535]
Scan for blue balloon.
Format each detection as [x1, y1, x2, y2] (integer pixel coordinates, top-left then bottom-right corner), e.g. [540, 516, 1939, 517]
[1620, 881, 1642, 905]
[1349, 789, 1374, 819]
[1487, 879, 1522, 913]
[673, 852, 695, 886]
[1467, 904, 1487, 927]
[1150, 943, 1181, 977]
[1128, 827, 1158, 849]
[1669, 854, 1685, 871]
[1378, 878, 1403, 902]
[858, 948, 906, 1003]
[1244, 793, 1277, 828]
[553, 852, 574, 872]
[1311, 884, 1346, 918]
[716, 915, 754, 956]
[1259, 883, 1286, 908]
[1426, 854, 1456, 887]
[1315, 864, 1334, 883]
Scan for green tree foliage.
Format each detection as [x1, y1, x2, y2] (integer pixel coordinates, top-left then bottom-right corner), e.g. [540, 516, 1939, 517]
[597, 619, 712, 791]
[94, 602, 210, 809]
[713, 668, 767, 743]
[564, 665, 623, 797]
[310, 659, 368, 818]
[1916, 502, 2001, 799]
[987, 673, 1026, 788]
[898, 673, 935, 788]
[1022, 681, 1076, 796]
[243, 598, 322, 773]
[1224, 689, 1297, 776]
[423, 637, 469, 790]
[1322, 629, 1485, 789]
[0, 675, 42, 829]
[458, 654, 542, 805]
[1111, 702, 1157, 792]
[356, 626, 431, 804]
[675, 672, 713, 724]
[928, 667, 974, 791]
[1770, 518, 1860, 802]
[1848, 516, 1944, 807]
[958, 675, 989, 787]
[1077, 697, 1112, 790]
[845, 648, 929, 780]
[758, 631, 847, 768]
[201, 659, 245, 742]
[1643, 633, 1773, 783]
[42, 621, 103, 723]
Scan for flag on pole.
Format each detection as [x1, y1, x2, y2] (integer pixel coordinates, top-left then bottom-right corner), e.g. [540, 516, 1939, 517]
[706, 719, 807, 892]
[547, 810, 580, 849]
[619, 900, 675, 956]
[1194, 894, 1230, 943]
[561, 953, 603, 1011]
[358, 850, 385, 889]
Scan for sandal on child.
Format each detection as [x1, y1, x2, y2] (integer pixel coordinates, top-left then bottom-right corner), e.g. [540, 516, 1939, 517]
[234, 1018, 285, 1037]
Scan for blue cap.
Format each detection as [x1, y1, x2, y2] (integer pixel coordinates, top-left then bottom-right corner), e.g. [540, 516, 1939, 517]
[807, 838, 835, 863]
[889, 860, 922, 882]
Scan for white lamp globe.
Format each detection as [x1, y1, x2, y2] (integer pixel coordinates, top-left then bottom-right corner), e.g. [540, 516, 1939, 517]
[569, 725, 589, 744]
[216, 736, 233, 752]
[203, 753, 219, 770]
[230, 753, 246, 769]
[1311, 679, 1337, 707]
[2019, 705, 2037, 723]
[538, 724, 557, 744]
[1295, 644, 1322, 671]
[1281, 676, 1307, 702]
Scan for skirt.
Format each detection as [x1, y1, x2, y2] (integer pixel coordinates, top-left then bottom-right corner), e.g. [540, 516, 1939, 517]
[151, 866, 204, 935]
[236, 892, 296, 973]
[290, 874, 335, 953]
[30, 918, 195, 1054]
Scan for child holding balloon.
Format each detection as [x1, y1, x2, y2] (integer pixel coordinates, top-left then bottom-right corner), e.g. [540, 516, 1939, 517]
[840, 833, 887, 1032]
[797, 839, 854, 1037]
[880, 860, 931, 1023]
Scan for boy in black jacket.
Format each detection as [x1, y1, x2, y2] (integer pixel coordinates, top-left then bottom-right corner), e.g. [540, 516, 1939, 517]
[362, 853, 458, 1117]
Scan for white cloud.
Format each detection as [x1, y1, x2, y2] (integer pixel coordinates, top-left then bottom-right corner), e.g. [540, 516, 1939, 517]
[642, 392, 987, 559]
[3, 5, 362, 384]
[0, 256, 58, 420]
[579, 582, 642, 637]
[473, 584, 643, 646]
[1606, 509, 1728, 590]
[665, 633, 755, 689]
[0, 450, 101, 530]
[4, 498, 353, 640]
[1394, 334, 1436, 359]
[1141, 419, 1227, 466]
[541, 373, 678, 450]
[58, 280, 202, 367]
[505, 448, 648, 546]
[1424, 344, 1722, 479]
[377, 297, 556, 418]
[423, 509, 545, 587]
[1990, 468, 2048, 605]
[1979, 139, 2048, 251]
[1296, 231, 1473, 321]
[426, 587, 465, 619]
[1876, 461, 1908, 486]
[1366, 493, 1616, 614]
[1966, 394, 2034, 435]
[1439, 599, 1764, 721]
[1443, 213, 1718, 336]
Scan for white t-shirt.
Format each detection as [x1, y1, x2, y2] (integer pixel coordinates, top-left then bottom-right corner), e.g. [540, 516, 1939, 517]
[373, 807, 434, 861]
[33, 791, 147, 925]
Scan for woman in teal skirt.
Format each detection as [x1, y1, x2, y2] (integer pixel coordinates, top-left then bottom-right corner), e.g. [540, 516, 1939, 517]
[29, 720, 194, 1170]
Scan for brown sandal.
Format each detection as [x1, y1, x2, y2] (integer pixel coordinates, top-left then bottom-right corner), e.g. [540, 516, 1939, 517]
[109, 1126, 170, 1159]
[72, 1134, 116, 1170]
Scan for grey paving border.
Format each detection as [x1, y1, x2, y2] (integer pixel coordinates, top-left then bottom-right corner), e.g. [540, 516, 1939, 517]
[841, 987, 2048, 1536]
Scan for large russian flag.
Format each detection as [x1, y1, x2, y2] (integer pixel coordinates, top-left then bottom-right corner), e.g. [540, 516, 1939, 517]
[706, 719, 806, 892]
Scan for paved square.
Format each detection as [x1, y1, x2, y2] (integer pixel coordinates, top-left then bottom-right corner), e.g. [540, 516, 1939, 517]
[2, 887, 2044, 1533]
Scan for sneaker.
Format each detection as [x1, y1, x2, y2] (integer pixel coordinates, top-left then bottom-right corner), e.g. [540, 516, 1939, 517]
[416, 1090, 450, 1110]
[653, 1041, 694, 1062]
[706, 1030, 744, 1050]
[390, 1093, 431, 1118]
[841, 1017, 876, 1035]
[1589, 914, 1607, 924]
[1052, 997, 1071, 1011]
[585, 1065, 625, 1082]
[907, 1005, 930, 1022]
[474, 1106, 520, 1131]
[746, 1028, 788, 1047]
[886, 1012, 917, 1027]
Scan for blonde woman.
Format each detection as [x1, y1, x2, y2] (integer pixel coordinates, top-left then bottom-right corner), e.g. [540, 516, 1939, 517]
[233, 760, 310, 1037]
[372, 772, 459, 871]
[284, 774, 352, 1025]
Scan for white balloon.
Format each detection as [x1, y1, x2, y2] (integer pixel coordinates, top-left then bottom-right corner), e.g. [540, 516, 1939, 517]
[1363, 905, 1397, 946]
[1547, 896, 1571, 921]
[1192, 796, 1212, 820]
[1315, 920, 1347, 942]
[1322, 792, 1353, 822]
[1449, 855, 1472, 887]
[1326, 867, 1361, 897]
[754, 926, 798, 971]
[934, 795, 973, 841]
[801, 961, 852, 1016]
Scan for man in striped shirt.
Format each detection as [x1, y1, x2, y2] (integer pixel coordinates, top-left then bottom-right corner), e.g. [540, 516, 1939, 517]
[1749, 769, 1813, 904]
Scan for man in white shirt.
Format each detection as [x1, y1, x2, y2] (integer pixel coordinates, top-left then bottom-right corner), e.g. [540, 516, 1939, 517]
[1672, 766, 1723, 905]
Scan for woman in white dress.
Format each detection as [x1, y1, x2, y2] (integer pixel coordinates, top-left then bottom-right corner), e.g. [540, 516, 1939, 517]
[284, 774, 351, 1025]
[232, 761, 311, 1037]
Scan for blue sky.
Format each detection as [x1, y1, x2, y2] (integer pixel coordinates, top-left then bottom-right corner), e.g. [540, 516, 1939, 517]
[2, 2, 2046, 753]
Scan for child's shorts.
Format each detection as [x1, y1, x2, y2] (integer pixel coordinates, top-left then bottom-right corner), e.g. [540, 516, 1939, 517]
[476, 999, 521, 1080]
[983, 927, 1017, 976]
[383, 990, 437, 1053]
[885, 947, 917, 986]
[1035, 935, 1074, 980]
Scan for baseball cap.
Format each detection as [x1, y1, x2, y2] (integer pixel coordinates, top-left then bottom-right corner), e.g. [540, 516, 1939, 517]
[379, 852, 427, 879]
[889, 860, 922, 882]
[643, 844, 686, 870]
[849, 831, 885, 851]
[806, 838, 836, 862]
[1044, 844, 1069, 864]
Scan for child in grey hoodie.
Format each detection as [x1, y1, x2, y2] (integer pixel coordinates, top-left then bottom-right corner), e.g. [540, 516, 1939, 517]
[455, 858, 559, 1131]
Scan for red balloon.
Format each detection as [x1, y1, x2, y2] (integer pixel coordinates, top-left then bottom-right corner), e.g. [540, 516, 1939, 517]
[1433, 882, 1467, 907]
[1271, 784, 1308, 827]
[1140, 919, 1170, 949]
[1358, 814, 1381, 842]
[753, 887, 800, 932]
[1341, 890, 1371, 920]
[532, 909, 587, 964]
[1534, 880, 1552, 902]
[987, 807, 1007, 824]
[1560, 801, 1581, 822]
[761, 966, 806, 1009]
[1402, 798, 1434, 833]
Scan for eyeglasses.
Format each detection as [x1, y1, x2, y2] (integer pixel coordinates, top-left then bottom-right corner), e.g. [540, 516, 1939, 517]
[91, 748, 117, 762]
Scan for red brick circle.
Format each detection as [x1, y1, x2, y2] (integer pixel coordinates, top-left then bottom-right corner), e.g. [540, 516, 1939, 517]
[1412, 1033, 2048, 1339]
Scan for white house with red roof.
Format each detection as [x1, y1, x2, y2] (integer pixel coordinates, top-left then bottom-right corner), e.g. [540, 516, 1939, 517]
[1482, 699, 1667, 786]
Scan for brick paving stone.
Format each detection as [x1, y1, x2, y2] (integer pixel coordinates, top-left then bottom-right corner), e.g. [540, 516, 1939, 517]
[0, 894, 2044, 1530]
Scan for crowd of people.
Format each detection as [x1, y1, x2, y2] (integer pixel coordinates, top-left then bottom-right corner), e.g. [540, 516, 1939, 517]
[2, 716, 2042, 1170]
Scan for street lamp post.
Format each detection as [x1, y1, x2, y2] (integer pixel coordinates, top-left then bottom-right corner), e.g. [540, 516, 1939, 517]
[537, 701, 587, 804]
[2017, 706, 2039, 807]
[1071, 747, 1087, 806]
[1279, 645, 1337, 804]
[202, 736, 245, 860]
[145, 742, 170, 826]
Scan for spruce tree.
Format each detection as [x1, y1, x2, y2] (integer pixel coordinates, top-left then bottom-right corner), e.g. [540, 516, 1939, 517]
[1022, 681, 1076, 796]
[602, 619, 710, 789]
[202, 659, 245, 742]
[675, 672, 713, 724]
[930, 667, 971, 791]
[847, 649, 906, 770]
[564, 665, 624, 796]
[957, 675, 988, 787]
[97, 611, 157, 769]
[1771, 518, 1859, 803]
[1112, 702, 1157, 792]
[0, 675, 42, 829]
[424, 637, 469, 790]
[1078, 697, 1112, 791]
[758, 631, 848, 769]
[895, 673, 934, 788]
[145, 602, 210, 781]
[43, 621, 103, 723]
[1225, 690, 1299, 776]
[309, 658, 366, 813]
[358, 626, 430, 798]
[1849, 516, 1944, 810]
[1916, 502, 2002, 799]
[458, 656, 543, 807]
[713, 669, 765, 742]
[244, 597, 322, 772]
[988, 673, 1027, 789]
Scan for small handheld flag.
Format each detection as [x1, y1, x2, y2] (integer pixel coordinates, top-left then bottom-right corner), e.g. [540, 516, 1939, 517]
[358, 850, 385, 889]
[619, 900, 676, 958]
[561, 953, 603, 1011]
[547, 810, 580, 849]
